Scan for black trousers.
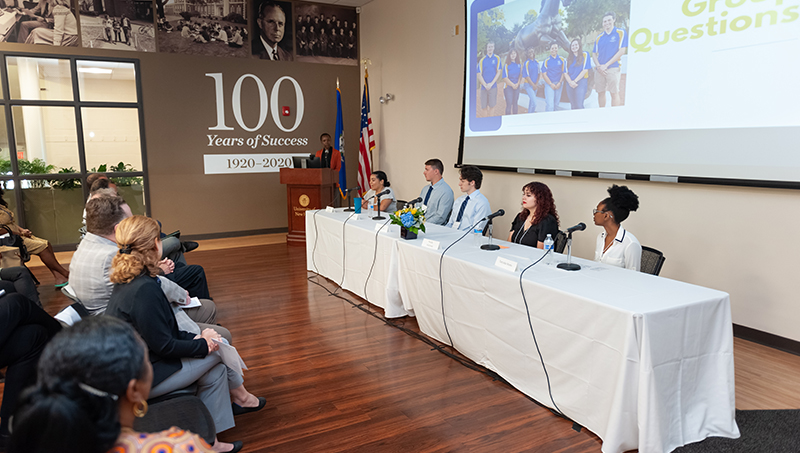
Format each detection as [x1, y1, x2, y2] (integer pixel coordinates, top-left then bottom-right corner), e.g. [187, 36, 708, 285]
[0, 267, 40, 307]
[0, 293, 61, 435]
[165, 264, 211, 300]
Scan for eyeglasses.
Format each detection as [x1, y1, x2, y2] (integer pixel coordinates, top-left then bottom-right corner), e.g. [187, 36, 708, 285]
[593, 209, 608, 215]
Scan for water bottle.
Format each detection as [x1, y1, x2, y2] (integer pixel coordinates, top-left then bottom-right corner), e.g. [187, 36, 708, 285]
[473, 227, 483, 246]
[543, 234, 554, 266]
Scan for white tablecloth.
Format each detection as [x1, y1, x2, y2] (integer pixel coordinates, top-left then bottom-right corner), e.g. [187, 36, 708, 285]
[306, 209, 739, 453]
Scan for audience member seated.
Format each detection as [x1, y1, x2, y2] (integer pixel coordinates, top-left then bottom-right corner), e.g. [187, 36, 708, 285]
[105, 215, 265, 452]
[418, 158, 454, 225]
[69, 195, 225, 342]
[361, 170, 397, 214]
[508, 182, 559, 249]
[593, 184, 642, 271]
[0, 188, 69, 287]
[0, 266, 42, 308]
[446, 166, 492, 231]
[8, 316, 217, 453]
[0, 292, 61, 449]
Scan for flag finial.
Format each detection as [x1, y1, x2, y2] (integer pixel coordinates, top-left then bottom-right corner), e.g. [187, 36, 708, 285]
[336, 77, 340, 89]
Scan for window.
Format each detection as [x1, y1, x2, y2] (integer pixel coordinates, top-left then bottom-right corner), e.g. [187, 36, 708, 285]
[0, 54, 148, 247]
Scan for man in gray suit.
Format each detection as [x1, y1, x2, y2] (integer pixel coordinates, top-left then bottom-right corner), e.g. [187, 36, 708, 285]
[253, 1, 293, 61]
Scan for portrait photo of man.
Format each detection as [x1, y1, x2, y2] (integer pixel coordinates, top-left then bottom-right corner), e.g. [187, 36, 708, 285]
[252, 0, 293, 61]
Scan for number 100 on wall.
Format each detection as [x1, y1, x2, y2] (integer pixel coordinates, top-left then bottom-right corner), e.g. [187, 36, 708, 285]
[206, 73, 305, 133]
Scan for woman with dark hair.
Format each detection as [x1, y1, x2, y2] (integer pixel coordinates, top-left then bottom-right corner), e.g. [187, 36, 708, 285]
[593, 185, 642, 271]
[564, 37, 592, 110]
[502, 49, 522, 115]
[507, 182, 559, 249]
[361, 170, 397, 213]
[0, 188, 70, 287]
[8, 316, 213, 453]
[105, 215, 264, 452]
[0, 292, 61, 449]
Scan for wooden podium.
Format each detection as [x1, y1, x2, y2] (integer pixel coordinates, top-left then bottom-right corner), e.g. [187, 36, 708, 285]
[280, 168, 337, 246]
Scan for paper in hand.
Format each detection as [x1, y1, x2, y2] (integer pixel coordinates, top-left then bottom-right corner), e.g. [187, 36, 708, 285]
[184, 297, 203, 309]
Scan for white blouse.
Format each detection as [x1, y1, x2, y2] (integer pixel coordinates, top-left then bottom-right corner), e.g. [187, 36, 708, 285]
[594, 227, 642, 271]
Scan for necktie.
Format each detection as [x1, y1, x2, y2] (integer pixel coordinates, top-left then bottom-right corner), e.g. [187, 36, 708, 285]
[456, 195, 469, 223]
[424, 186, 433, 205]
[274, 49, 280, 61]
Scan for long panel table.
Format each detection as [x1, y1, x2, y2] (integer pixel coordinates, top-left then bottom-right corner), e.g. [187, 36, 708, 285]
[306, 208, 739, 453]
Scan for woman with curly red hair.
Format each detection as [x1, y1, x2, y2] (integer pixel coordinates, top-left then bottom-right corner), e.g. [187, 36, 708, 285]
[508, 182, 559, 249]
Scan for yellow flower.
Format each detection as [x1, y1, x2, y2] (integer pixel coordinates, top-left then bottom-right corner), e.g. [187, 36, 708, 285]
[395, 211, 401, 216]
[411, 208, 417, 215]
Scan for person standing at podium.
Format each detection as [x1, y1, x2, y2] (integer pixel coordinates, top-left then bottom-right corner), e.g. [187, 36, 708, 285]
[418, 158, 454, 225]
[315, 133, 341, 171]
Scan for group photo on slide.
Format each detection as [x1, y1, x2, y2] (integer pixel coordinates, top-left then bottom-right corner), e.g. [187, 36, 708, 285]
[475, 0, 630, 118]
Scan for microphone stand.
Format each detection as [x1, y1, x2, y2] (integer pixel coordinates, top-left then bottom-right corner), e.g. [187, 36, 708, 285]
[480, 219, 500, 251]
[372, 194, 386, 220]
[344, 188, 355, 212]
[557, 231, 581, 271]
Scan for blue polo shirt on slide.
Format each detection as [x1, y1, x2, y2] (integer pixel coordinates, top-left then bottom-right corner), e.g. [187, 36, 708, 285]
[477, 54, 501, 89]
[522, 58, 539, 84]
[503, 61, 521, 84]
[568, 51, 592, 80]
[593, 28, 628, 68]
[541, 55, 566, 83]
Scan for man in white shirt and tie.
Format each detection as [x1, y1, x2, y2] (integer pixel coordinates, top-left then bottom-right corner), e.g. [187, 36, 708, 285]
[418, 158, 454, 225]
[446, 165, 491, 231]
[254, 1, 293, 61]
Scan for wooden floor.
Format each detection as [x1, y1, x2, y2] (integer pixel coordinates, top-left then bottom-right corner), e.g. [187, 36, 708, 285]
[9, 237, 800, 452]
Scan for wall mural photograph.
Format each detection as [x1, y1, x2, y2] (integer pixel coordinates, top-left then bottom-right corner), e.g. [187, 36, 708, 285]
[0, 0, 80, 47]
[80, 0, 156, 51]
[157, 0, 250, 58]
[295, 1, 357, 65]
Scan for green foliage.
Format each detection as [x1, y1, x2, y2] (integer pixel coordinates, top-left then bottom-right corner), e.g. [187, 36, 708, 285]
[17, 158, 56, 189]
[50, 167, 81, 190]
[107, 162, 143, 187]
[564, 0, 631, 40]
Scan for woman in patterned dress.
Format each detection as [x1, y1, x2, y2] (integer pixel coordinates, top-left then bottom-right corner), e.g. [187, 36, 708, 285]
[8, 316, 222, 453]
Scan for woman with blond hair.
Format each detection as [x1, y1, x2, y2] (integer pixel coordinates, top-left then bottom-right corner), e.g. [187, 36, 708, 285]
[105, 216, 265, 453]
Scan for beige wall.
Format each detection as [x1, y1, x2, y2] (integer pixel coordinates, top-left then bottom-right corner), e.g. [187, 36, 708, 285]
[360, 0, 800, 340]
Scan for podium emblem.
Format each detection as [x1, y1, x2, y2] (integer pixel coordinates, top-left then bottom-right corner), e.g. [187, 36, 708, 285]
[299, 194, 310, 207]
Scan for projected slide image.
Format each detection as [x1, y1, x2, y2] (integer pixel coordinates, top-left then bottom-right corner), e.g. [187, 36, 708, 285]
[475, 0, 630, 119]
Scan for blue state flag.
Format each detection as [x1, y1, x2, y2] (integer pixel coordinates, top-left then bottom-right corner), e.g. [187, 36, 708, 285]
[335, 87, 346, 198]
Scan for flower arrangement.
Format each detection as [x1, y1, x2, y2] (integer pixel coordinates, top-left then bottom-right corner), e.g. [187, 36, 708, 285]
[390, 206, 426, 238]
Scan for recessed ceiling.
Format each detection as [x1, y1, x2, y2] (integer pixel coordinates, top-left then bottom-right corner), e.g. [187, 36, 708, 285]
[310, 0, 373, 7]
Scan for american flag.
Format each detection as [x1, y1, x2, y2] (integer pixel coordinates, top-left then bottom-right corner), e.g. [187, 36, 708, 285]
[357, 69, 374, 195]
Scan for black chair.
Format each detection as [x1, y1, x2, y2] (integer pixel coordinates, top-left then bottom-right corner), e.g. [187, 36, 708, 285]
[134, 386, 216, 446]
[554, 230, 568, 254]
[640, 246, 666, 276]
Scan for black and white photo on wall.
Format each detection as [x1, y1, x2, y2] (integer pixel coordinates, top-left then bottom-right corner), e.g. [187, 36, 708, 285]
[80, 0, 155, 51]
[251, 0, 293, 61]
[0, 0, 79, 46]
[155, 0, 249, 58]
[294, 1, 356, 66]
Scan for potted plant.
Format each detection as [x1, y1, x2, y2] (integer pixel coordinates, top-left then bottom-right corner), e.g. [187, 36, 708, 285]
[390, 206, 426, 240]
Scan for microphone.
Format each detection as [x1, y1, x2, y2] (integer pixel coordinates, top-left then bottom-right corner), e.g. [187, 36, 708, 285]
[346, 186, 359, 193]
[407, 197, 423, 205]
[484, 209, 505, 221]
[375, 189, 390, 198]
[566, 222, 586, 233]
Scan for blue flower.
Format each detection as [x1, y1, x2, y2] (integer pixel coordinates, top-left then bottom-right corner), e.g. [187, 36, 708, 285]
[400, 212, 415, 228]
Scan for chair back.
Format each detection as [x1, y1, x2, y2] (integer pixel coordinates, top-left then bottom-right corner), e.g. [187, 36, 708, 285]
[554, 230, 568, 254]
[640, 246, 666, 276]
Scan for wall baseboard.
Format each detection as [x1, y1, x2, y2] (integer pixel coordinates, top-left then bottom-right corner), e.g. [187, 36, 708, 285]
[733, 324, 800, 357]
[181, 228, 288, 241]
[52, 228, 288, 252]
